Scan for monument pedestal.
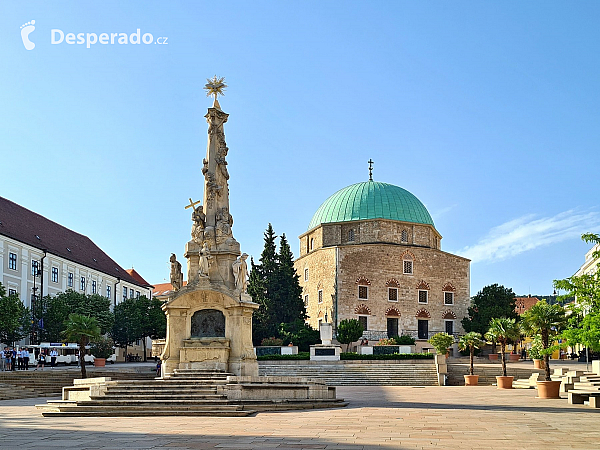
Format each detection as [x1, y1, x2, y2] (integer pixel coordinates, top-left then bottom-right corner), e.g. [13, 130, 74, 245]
[310, 322, 341, 361]
[161, 285, 258, 377]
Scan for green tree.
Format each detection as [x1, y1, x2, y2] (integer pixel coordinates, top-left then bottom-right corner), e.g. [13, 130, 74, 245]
[136, 296, 167, 361]
[336, 319, 364, 351]
[275, 234, 306, 325]
[485, 318, 520, 377]
[428, 332, 455, 355]
[462, 284, 518, 337]
[110, 297, 141, 358]
[62, 314, 101, 379]
[249, 224, 307, 345]
[0, 283, 30, 345]
[458, 332, 485, 376]
[33, 294, 69, 342]
[521, 300, 568, 381]
[49, 290, 114, 335]
[279, 319, 319, 352]
[249, 224, 279, 345]
[554, 232, 600, 366]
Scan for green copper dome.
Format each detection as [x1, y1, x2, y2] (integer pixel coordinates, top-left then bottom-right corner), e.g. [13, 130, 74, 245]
[308, 181, 434, 230]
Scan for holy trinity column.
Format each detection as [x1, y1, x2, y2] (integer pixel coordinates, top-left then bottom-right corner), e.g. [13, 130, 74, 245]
[182, 76, 245, 293]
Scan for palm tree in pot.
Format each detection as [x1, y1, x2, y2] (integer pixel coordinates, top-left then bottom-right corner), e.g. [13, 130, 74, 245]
[62, 313, 101, 379]
[458, 332, 485, 385]
[485, 318, 520, 389]
[520, 300, 567, 398]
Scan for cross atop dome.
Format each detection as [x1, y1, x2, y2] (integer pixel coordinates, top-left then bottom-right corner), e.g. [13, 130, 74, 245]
[368, 159, 374, 181]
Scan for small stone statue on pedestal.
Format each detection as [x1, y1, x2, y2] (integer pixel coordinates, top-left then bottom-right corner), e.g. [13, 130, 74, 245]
[199, 243, 212, 278]
[169, 253, 183, 291]
[232, 253, 249, 292]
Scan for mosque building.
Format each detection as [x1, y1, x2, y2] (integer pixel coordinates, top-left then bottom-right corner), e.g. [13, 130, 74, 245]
[294, 171, 470, 351]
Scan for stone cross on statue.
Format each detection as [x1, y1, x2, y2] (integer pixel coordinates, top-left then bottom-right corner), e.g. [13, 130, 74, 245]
[185, 198, 201, 212]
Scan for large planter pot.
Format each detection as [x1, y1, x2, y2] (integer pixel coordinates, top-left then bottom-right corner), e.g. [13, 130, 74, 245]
[464, 374, 479, 386]
[488, 353, 499, 361]
[496, 375, 514, 389]
[533, 359, 545, 369]
[537, 380, 561, 399]
[509, 354, 520, 362]
[94, 358, 106, 367]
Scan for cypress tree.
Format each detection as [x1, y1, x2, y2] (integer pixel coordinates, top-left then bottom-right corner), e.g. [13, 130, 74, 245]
[276, 233, 305, 324]
[248, 225, 308, 345]
[249, 224, 279, 344]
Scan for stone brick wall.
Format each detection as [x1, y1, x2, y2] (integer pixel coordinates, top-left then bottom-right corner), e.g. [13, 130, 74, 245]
[336, 244, 469, 340]
[294, 247, 336, 327]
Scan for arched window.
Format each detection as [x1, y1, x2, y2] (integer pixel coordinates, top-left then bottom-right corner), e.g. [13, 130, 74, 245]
[310, 238, 314, 251]
[402, 253, 413, 275]
[401, 229, 408, 243]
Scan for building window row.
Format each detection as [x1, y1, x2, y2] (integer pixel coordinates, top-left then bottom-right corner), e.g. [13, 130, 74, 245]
[68, 272, 73, 287]
[80, 276, 86, 291]
[31, 260, 39, 276]
[51, 267, 59, 283]
[358, 285, 455, 305]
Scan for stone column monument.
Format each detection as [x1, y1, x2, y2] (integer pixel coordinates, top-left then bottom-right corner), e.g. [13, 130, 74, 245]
[161, 77, 259, 377]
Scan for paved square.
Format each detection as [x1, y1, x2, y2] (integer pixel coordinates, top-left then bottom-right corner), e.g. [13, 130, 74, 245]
[1, 386, 599, 449]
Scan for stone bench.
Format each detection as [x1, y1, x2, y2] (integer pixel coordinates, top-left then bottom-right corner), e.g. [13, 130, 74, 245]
[568, 390, 600, 408]
[513, 373, 541, 389]
[62, 377, 111, 401]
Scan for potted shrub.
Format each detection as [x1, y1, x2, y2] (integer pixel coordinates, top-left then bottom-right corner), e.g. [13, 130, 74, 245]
[485, 318, 520, 389]
[428, 332, 455, 364]
[521, 300, 567, 399]
[90, 336, 114, 367]
[458, 332, 485, 386]
[528, 335, 545, 369]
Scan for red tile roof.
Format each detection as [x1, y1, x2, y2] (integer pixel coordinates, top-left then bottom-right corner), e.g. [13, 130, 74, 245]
[125, 269, 153, 288]
[515, 296, 539, 315]
[0, 196, 148, 288]
[152, 281, 187, 297]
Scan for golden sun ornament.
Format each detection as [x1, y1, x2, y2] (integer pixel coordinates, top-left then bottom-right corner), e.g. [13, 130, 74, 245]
[204, 76, 227, 100]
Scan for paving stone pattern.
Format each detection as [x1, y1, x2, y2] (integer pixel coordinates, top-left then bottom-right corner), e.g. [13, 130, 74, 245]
[1, 385, 599, 449]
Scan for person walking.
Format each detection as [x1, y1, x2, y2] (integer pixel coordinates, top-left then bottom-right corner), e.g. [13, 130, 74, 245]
[35, 350, 46, 371]
[0, 348, 6, 371]
[5, 347, 12, 371]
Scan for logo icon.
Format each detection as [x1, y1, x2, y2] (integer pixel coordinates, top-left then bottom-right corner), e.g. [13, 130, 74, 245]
[20, 20, 36, 50]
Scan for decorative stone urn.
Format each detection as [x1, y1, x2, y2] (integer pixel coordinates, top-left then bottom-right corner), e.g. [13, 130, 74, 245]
[496, 375, 513, 389]
[537, 380, 561, 399]
[509, 353, 520, 361]
[488, 353, 499, 361]
[464, 374, 479, 386]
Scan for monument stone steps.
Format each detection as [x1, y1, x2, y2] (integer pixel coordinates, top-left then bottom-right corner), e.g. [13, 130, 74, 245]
[258, 363, 438, 385]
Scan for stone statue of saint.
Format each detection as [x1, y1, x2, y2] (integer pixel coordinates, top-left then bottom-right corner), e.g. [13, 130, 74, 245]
[169, 253, 183, 291]
[232, 253, 249, 292]
[199, 243, 212, 278]
[216, 207, 233, 237]
[191, 206, 206, 244]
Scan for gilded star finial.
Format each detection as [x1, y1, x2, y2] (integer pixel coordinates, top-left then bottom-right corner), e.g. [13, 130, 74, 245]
[204, 75, 227, 101]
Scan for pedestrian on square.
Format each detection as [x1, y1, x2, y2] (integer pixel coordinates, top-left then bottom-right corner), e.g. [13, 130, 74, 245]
[0, 348, 6, 371]
[50, 349, 58, 368]
[11, 347, 17, 371]
[5, 347, 12, 371]
[35, 350, 45, 370]
[17, 348, 23, 370]
[23, 348, 30, 370]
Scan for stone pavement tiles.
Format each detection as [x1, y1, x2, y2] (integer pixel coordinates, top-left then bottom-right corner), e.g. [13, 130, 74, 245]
[1, 386, 599, 449]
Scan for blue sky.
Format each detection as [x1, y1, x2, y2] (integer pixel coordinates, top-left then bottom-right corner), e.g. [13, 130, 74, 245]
[1, 1, 598, 296]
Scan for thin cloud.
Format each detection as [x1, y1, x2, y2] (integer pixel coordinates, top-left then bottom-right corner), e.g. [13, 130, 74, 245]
[460, 210, 600, 263]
